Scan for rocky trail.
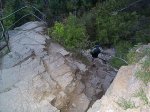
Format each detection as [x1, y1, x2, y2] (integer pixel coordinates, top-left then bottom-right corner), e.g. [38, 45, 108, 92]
[0, 21, 117, 112]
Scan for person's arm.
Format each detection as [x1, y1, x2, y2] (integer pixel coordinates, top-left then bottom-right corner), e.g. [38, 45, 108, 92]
[99, 47, 104, 53]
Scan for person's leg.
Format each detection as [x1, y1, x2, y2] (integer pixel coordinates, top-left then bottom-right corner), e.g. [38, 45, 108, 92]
[91, 58, 96, 67]
[98, 57, 107, 64]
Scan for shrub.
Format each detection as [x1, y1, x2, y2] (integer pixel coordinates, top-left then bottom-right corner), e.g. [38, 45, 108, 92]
[51, 14, 89, 50]
[115, 41, 133, 58]
[135, 26, 150, 44]
[64, 15, 88, 49]
[81, 9, 97, 42]
[51, 22, 65, 42]
[96, 7, 138, 45]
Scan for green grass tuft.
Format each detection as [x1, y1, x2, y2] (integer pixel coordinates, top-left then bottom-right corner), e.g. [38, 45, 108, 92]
[133, 88, 149, 105]
[109, 57, 127, 69]
[117, 98, 136, 110]
[136, 57, 150, 85]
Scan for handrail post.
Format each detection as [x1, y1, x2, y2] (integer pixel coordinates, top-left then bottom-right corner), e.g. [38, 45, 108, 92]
[0, 4, 47, 54]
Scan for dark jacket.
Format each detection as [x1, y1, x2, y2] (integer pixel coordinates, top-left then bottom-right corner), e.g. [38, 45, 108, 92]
[90, 45, 102, 58]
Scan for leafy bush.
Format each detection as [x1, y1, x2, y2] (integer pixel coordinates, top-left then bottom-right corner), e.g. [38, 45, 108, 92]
[95, 0, 139, 45]
[135, 26, 150, 43]
[51, 22, 65, 42]
[81, 9, 97, 42]
[51, 14, 89, 50]
[115, 41, 133, 58]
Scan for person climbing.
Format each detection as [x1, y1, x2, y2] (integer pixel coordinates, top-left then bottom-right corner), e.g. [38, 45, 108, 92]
[90, 43, 107, 64]
[90, 43, 128, 66]
[90, 44, 102, 59]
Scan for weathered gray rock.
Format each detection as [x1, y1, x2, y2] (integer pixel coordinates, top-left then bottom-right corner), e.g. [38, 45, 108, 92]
[49, 43, 70, 56]
[0, 22, 61, 112]
[0, 58, 45, 93]
[0, 70, 60, 112]
[15, 21, 46, 31]
[87, 44, 150, 112]
[0, 21, 97, 112]
[1, 22, 47, 69]
[52, 91, 69, 109]
[44, 54, 74, 90]
[69, 93, 90, 112]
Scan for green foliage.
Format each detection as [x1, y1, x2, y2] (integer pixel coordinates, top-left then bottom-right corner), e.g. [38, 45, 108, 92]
[115, 41, 133, 58]
[95, 0, 139, 45]
[51, 22, 65, 42]
[2, 0, 150, 70]
[109, 41, 132, 69]
[79, 0, 150, 69]
[137, 70, 150, 85]
[109, 58, 127, 69]
[138, 5, 150, 17]
[3, 0, 15, 28]
[117, 98, 136, 110]
[144, 47, 150, 57]
[129, 46, 150, 84]
[51, 14, 88, 50]
[134, 88, 149, 105]
[64, 15, 88, 49]
[2, 0, 35, 28]
[135, 26, 150, 43]
[127, 46, 150, 64]
[13, 0, 34, 27]
[127, 50, 138, 64]
[136, 57, 150, 85]
[81, 9, 97, 42]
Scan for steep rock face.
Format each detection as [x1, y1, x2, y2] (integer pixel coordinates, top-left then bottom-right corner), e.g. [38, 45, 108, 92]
[0, 21, 90, 112]
[87, 44, 150, 112]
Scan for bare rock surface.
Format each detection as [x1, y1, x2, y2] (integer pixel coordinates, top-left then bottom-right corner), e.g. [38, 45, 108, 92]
[87, 44, 150, 112]
[0, 58, 45, 92]
[0, 21, 120, 112]
[1, 22, 47, 69]
[68, 93, 90, 112]
[0, 21, 91, 112]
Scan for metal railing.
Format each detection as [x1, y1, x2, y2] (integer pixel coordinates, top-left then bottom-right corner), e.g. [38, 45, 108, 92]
[0, 4, 46, 54]
[0, 20, 9, 51]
